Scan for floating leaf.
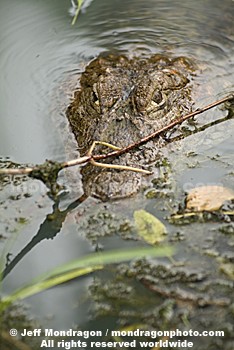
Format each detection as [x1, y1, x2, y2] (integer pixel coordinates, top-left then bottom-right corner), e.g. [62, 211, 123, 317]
[186, 186, 234, 212]
[134, 210, 167, 245]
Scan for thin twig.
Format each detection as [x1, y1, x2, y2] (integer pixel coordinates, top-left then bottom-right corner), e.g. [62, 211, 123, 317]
[0, 167, 34, 175]
[87, 141, 151, 174]
[93, 94, 233, 161]
[61, 155, 91, 168]
[0, 94, 233, 178]
[0, 157, 91, 176]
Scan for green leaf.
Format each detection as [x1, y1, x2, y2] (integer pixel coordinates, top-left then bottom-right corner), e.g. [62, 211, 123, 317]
[134, 209, 167, 245]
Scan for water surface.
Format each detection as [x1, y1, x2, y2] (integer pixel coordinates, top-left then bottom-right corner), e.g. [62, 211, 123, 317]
[0, 0, 233, 347]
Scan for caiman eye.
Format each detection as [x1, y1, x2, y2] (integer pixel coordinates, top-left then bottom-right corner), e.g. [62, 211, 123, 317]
[152, 91, 166, 109]
[146, 91, 166, 113]
[92, 90, 99, 103]
[153, 91, 163, 104]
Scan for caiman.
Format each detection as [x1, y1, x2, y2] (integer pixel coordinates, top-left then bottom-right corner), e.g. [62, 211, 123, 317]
[65, 55, 233, 350]
[66, 54, 195, 200]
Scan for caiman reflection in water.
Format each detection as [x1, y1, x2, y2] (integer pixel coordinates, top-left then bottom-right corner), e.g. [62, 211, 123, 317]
[66, 54, 195, 200]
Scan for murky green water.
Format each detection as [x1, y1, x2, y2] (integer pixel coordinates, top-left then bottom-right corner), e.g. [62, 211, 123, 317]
[0, 0, 234, 349]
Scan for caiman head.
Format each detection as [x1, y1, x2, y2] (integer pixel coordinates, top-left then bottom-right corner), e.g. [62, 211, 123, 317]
[66, 54, 195, 200]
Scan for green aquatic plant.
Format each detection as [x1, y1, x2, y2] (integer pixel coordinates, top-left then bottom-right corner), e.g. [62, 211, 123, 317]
[71, 0, 84, 25]
[0, 246, 173, 311]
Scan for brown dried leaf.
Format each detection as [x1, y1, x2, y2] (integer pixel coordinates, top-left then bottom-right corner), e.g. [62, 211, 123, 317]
[186, 186, 234, 212]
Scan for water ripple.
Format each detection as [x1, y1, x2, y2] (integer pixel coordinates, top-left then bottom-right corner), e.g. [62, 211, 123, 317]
[0, 0, 233, 162]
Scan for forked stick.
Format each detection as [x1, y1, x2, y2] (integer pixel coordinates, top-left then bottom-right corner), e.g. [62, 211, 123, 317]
[0, 94, 233, 192]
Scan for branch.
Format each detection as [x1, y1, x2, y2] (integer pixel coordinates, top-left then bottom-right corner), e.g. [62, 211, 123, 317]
[93, 94, 233, 161]
[0, 94, 233, 195]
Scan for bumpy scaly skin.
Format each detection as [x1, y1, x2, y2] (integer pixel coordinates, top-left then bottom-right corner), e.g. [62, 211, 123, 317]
[67, 54, 195, 199]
